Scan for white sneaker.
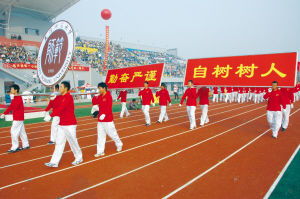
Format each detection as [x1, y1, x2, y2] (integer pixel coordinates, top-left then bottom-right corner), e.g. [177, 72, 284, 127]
[94, 153, 105, 157]
[117, 145, 123, 152]
[72, 159, 83, 166]
[45, 162, 58, 168]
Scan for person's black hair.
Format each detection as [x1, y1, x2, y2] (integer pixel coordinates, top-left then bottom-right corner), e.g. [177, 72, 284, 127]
[144, 81, 149, 85]
[98, 82, 108, 90]
[11, 84, 20, 93]
[161, 83, 166, 88]
[188, 80, 194, 84]
[55, 84, 59, 90]
[132, 99, 136, 102]
[61, 81, 70, 91]
[272, 81, 278, 84]
[6, 90, 10, 93]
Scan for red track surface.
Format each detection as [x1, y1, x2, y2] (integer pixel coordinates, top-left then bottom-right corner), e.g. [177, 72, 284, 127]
[0, 102, 299, 198]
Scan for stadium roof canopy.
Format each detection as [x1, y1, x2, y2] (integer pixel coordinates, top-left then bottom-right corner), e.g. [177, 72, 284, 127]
[0, 0, 80, 20]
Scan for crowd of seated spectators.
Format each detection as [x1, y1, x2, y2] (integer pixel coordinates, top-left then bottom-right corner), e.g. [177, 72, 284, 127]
[0, 45, 37, 64]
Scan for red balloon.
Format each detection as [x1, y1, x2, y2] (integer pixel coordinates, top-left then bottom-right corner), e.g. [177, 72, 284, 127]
[101, 9, 112, 20]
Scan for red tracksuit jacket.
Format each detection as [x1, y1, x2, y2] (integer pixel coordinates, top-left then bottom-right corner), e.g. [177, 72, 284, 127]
[138, 88, 154, 105]
[197, 87, 210, 105]
[281, 88, 294, 105]
[50, 93, 77, 125]
[4, 96, 24, 121]
[45, 95, 62, 117]
[213, 87, 218, 94]
[263, 89, 286, 111]
[93, 91, 114, 122]
[117, 90, 127, 103]
[180, 87, 197, 106]
[156, 89, 171, 106]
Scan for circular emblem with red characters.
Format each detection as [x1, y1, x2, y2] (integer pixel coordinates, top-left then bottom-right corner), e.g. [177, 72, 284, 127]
[37, 21, 74, 86]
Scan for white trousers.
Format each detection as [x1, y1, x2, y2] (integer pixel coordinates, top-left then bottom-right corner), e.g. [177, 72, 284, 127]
[267, 111, 283, 137]
[97, 122, 123, 154]
[142, 105, 151, 124]
[186, 106, 196, 128]
[10, 121, 29, 150]
[224, 93, 229, 103]
[200, 105, 209, 125]
[158, 106, 169, 122]
[50, 116, 60, 142]
[50, 125, 82, 165]
[237, 94, 242, 103]
[212, 94, 219, 102]
[120, 102, 130, 118]
[282, 105, 291, 129]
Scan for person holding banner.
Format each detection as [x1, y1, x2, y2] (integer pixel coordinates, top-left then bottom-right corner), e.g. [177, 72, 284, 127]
[93, 82, 123, 157]
[212, 87, 219, 102]
[138, 81, 155, 126]
[0, 84, 30, 153]
[179, 80, 197, 130]
[280, 88, 294, 132]
[263, 81, 286, 138]
[197, 86, 212, 127]
[45, 81, 83, 167]
[44, 84, 61, 145]
[156, 83, 171, 123]
[117, 89, 130, 118]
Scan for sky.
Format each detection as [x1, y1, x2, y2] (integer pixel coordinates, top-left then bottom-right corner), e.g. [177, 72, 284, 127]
[56, 0, 300, 59]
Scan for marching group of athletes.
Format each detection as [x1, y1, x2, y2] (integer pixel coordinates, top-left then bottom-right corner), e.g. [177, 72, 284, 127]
[0, 80, 299, 167]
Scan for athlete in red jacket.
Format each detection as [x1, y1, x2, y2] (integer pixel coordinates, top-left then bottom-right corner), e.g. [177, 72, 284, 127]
[138, 81, 155, 126]
[117, 89, 130, 118]
[197, 86, 211, 126]
[156, 83, 171, 123]
[45, 81, 83, 167]
[280, 88, 294, 131]
[1, 84, 30, 153]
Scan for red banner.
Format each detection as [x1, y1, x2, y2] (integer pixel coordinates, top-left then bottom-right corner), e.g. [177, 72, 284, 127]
[185, 52, 298, 87]
[106, 63, 164, 88]
[3, 63, 90, 71]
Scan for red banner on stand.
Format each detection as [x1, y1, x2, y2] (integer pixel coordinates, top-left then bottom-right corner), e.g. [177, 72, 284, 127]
[184, 52, 298, 87]
[106, 63, 164, 88]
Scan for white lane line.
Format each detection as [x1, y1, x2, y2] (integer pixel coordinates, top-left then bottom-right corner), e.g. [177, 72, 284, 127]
[0, 103, 240, 146]
[162, 108, 300, 199]
[0, 104, 256, 167]
[61, 107, 274, 198]
[0, 105, 264, 190]
[263, 144, 300, 199]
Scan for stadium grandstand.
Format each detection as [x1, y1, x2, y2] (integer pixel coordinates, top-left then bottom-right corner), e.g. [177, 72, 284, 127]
[0, 0, 186, 103]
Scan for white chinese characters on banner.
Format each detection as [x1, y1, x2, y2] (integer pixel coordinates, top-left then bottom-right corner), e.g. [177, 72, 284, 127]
[45, 37, 64, 64]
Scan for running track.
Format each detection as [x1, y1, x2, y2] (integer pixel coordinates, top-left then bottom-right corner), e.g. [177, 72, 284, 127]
[0, 101, 299, 198]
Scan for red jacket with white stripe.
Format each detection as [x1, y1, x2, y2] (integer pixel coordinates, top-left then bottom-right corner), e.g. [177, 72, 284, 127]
[197, 87, 210, 105]
[138, 88, 154, 105]
[156, 89, 171, 106]
[3, 96, 24, 121]
[45, 95, 62, 117]
[93, 91, 114, 122]
[50, 92, 77, 125]
[180, 87, 197, 106]
[117, 90, 127, 102]
[263, 89, 286, 111]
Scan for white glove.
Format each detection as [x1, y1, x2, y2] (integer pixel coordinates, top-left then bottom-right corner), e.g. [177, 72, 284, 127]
[44, 114, 52, 122]
[99, 114, 106, 120]
[44, 111, 49, 117]
[291, 104, 294, 109]
[0, 114, 5, 119]
[179, 104, 182, 107]
[268, 88, 272, 92]
[152, 103, 155, 107]
[91, 105, 99, 114]
[169, 103, 172, 106]
[50, 95, 56, 100]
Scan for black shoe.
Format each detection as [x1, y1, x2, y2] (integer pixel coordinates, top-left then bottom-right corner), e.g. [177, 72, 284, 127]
[281, 127, 286, 132]
[145, 123, 150, 126]
[156, 121, 161, 123]
[48, 141, 55, 145]
[22, 146, 30, 150]
[7, 148, 21, 153]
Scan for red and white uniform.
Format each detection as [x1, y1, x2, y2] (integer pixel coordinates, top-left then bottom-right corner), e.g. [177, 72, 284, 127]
[281, 88, 294, 129]
[220, 87, 226, 102]
[156, 88, 171, 122]
[93, 91, 123, 154]
[180, 87, 197, 129]
[212, 87, 219, 102]
[117, 90, 130, 118]
[3, 96, 29, 150]
[197, 87, 210, 126]
[49, 92, 82, 166]
[263, 89, 286, 138]
[139, 88, 154, 125]
[45, 94, 62, 142]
